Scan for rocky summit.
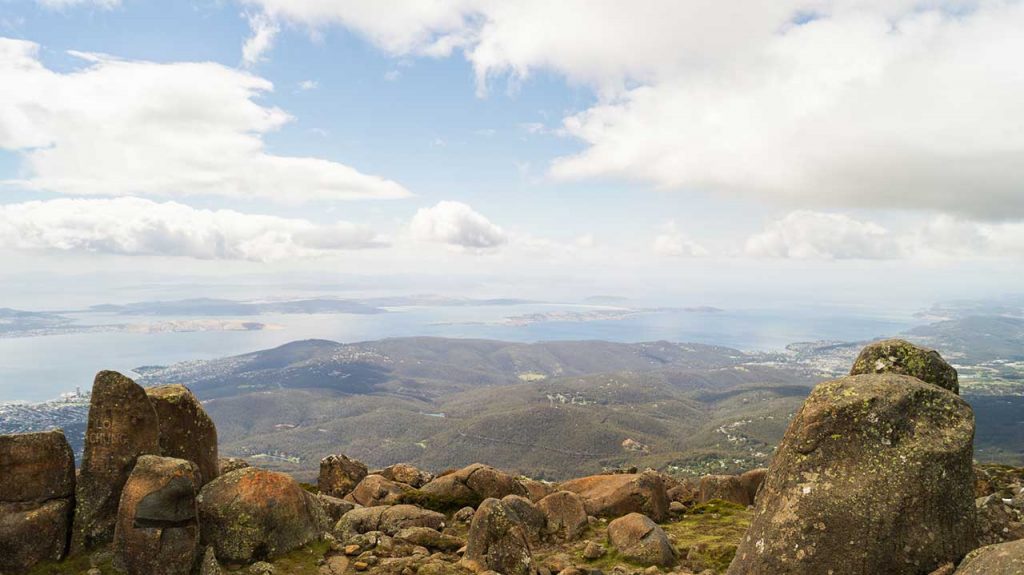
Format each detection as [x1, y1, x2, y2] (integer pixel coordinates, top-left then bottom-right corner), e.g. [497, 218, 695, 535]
[4, 340, 1024, 574]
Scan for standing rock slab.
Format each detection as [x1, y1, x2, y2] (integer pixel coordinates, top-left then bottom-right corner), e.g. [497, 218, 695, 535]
[462, 498, 538, 575]
[607, 513, 675, 567]
[197, 467, 327, 563]
[74, 370, 161, 551]
[319, 454, 368, 498]
[954, 538, 1024, 574]
[113, 455, 200, 575]
[850, 338, 959, 394]
[146, 385, 219, 487]
[0, 429, 76, 572]
[559, 471, 669, 522]
[728, 373, 976, 575]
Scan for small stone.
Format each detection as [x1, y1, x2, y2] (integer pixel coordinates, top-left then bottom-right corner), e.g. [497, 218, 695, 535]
[583, 541, 605, 560]
[354, 560, 369, 571]
[345, 544, 361, 555]
[249, 561, 275, 575]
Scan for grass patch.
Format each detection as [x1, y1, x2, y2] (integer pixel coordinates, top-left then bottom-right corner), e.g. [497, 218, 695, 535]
[663, 499, 751, 573]
[25, 550, 115, 575]
[266, 540, 331, 575]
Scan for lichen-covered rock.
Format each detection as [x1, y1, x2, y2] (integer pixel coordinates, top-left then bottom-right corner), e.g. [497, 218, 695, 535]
[728, 373, 976, 575]
[146, 385, 219, 487]
[113, 455, 200, 575]
[698, 475, 750, 506]
[0, 430, 76, 503]
[607, 513, 675, 567]
[519, 478, 556, 503]
[199, 546, 222, 575]
[333, 504, 445, 539]
[394, 527, 464, 551]
[955, 538, 1024, 574]
[319, 454, 369, 498]
[559, 472, 669, 522]
[0, 430, 75, 572]
[420, 464, 528, 508]
[317, 494, 360, 523]
[501, 495, 546, 543]
[218, 458, 250, 475]
[197, 467, 326, 563]
[462, 498, 538, 575]
[346, 475, 414, 507]
[377, 463, 433, 488]
[537, 491, 588, 541]
[0, 499, 73, 573]
[74, 370, 161, 551]
[850, 338, 959, 394]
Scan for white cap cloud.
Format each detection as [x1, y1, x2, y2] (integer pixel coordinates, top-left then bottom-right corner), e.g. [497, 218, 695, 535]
[0, 197, 383, 261]
[240, 0, 1024, 217]
[409, 201, 507, 249]
[0, 37, 409, 202]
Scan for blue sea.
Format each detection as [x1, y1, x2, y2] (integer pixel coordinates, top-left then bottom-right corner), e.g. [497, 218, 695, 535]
[0, 303, 921, 402]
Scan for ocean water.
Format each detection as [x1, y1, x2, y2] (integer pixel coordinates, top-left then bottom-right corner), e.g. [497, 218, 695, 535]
[0, 303, 921, 402]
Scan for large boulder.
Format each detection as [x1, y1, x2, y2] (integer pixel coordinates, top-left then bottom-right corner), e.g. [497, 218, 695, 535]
[537, 491, 588, 541]
[501, 495, 547, 543]
[419, 464, 528, 508]
[559, 471, 669, 522]
[955, 538, 1024, 574]
[738, 468, 767, 506]
[345, 474, 414, 507]
[850, 338, 959, 394]
[113, 455, 200, 575]
[197, 467, 326, 563]
[0, 500, 74, 573]
[607, 513, 675, 567]
[377, 463, 433, 488]
[0, 430, 75, 573]
[699, 475, 751, 506]
[74, 371, 161, 551]
[146, 385, 219, 487]
[318, 454, 368, 498]
[0, 429, 75, 503]
[462, 498, 538, 575]
[728, 373, 976, 575]
[333, 504, 445, 539]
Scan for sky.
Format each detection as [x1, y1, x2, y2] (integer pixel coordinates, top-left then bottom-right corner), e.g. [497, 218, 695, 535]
[1, 0, 1024, 310]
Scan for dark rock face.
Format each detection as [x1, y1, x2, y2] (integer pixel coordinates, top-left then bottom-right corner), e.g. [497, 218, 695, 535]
[699, 475, 751, 506]
[318, 454, 368, 498]
[462, 498, 538, 575]
[73, 371, 161, 551]
[607, 513, 675, 567]
[955, 538, 1024, 574]
[728, 373, 976, 575]
[113, 455, 200, 575]
[559, 472, 669, 522]
[537, 491, 588, 541]
[197, 467, 326, 563]
[850, 338, 959, 394]
[146, 385, 219, 487]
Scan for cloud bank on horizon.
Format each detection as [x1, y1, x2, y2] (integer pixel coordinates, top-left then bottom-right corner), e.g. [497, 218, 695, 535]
[0, 0, 1023, 277]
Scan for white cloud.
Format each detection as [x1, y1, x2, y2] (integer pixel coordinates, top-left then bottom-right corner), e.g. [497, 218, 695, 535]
[0, 37, 410, 202]
[242, 12, 280, 67]
[297, 79, 318, 91]
[409, 201, 507, 249]
[0, 197, 383, 261]
[745, 211, 900, 260]
[240, 0, 1024, 217]
[652, 222, 708, 257]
